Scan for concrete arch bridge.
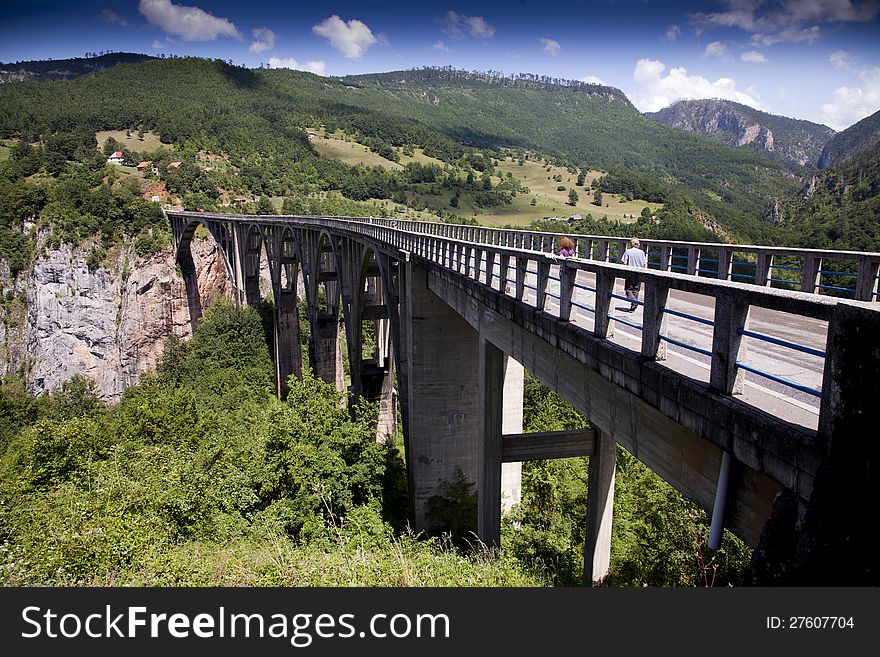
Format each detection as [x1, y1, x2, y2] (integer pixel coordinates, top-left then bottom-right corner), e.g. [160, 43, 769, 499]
[169, 211, 880, 585]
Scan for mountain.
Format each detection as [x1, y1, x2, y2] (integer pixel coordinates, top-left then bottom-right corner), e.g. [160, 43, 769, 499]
[770, 140, 880, 251]
[0, 58, 799, 242]
[817, 108, 880, 169]
[645, 99, 834, 169]
[320, 69, 797, 239]
[0, 53, 155, 83]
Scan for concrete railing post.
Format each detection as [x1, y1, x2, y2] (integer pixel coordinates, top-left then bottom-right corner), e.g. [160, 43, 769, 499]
[687, 247, 699, 276]
[593, 268, 616, 338]
[855, 258, 880, 301]
[535, 261, 550, 312]
[515, 256, 528, 301]
[755, 252, 773, 287]
[558, 261, 576, 322]
[659, 244, 670, 272]
[710, 292, 750, 394]
[641, 279, 670, 360]
[801, 256, 821, 295]
[717, 247, 733, 281]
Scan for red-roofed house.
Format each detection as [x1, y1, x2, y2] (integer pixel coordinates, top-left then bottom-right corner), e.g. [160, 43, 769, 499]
[107, 151, 124, 165]
[167, 161, 182, 169]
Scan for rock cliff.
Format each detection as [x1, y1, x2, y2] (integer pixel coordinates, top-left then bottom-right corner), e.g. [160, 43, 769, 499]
[646, 99, 834, 169]
[1, 236, 233, 400]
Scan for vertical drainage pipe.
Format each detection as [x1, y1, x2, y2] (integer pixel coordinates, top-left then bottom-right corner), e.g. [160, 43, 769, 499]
[708, 451, 731, 550]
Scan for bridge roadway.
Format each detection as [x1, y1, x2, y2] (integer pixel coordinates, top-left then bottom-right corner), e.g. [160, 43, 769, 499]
[168, 211, 880, 584]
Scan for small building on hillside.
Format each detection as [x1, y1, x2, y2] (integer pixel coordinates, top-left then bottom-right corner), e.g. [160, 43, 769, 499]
[136, 160, 152, 172]
[167, 161, 182, 170]
[107, 150, 124, 165]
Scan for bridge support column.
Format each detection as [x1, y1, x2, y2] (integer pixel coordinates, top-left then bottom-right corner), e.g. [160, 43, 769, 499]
[501, 359, 524, 514]
[312, 313, 344, 392]
[584, 429, 617, 586]
[402, 262, 481, 533]
[274, 288, 302, 398]
[178, 248, 203, 334]
[478, 338, 505, 548]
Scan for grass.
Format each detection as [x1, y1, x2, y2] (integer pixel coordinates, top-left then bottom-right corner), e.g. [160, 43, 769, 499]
[0, 139, 14, 162]
[96, 129, 169, 153]
[308, 130, 403, 170]
[307, 133, 662, 228]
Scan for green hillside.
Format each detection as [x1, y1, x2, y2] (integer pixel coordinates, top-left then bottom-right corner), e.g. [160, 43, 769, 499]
[0, 57, 804, 249]
[325, 69, 799, 240]
[775, 142, 880, 251]
[818, 108, 880, 169]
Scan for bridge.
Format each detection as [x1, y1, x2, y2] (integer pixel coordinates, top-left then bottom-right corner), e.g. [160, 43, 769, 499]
[168, 211, 880, 585]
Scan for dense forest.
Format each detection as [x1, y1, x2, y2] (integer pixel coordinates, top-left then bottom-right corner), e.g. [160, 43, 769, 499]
[0, 302, 750, 586]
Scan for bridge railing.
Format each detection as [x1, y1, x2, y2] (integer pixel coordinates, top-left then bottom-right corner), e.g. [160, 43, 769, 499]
[342, 216, 880, 302]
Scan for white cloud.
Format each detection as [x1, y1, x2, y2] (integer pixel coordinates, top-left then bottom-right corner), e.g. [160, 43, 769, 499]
[100, 9, 128, 26]
[312, 15, 379, 59]
[432, 40, 450, 51]
[741, 50, 767, 63]
[439, 11, 495, 40]
[151, 39, 164, 50]
[703, 41, 730, 61]
[250, 28, 276, 53]
[752, 24, 821, 45]
[665, 25, 681, 41]
[268, 57, 326, 76]
[690, 0, 880, 45]
[830, 49, 853, 69]
[580, 75, 605, 85]
[631, 58, 764, 112]
[539, 37, 560, 56]
[138, 0, 240, 41]
[821, 65, 880, 130]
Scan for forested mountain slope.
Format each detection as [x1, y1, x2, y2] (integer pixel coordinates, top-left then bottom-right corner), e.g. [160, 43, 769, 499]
[0, 58, 800, 244]
[328, 69, 797, 240]
[817, 108, 880, 169]
[773, 140, 880, 251]
[0, 52, 155, 82]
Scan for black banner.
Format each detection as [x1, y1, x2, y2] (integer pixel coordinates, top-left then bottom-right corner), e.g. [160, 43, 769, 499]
[0, 587, 875, 655]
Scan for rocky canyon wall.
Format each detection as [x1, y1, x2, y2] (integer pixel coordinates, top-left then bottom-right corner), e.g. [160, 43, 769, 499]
[1, 236, 233, 400]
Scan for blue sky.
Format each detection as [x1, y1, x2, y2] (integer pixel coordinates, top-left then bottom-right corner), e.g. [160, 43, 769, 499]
[2, 1, 879, 130]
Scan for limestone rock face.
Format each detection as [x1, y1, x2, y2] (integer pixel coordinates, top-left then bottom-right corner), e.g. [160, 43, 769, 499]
[646, 99, 834, 168]
[2, 237, 232, 400]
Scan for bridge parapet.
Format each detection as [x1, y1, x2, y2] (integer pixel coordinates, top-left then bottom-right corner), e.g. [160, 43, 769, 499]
[337, 216, 880, 302]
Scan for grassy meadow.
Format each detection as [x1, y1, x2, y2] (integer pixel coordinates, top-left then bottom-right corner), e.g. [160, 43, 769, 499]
[95, 129, 169, 153]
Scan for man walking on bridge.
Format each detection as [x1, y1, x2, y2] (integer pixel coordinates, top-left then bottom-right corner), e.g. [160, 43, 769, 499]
[621, 237, 647, 312]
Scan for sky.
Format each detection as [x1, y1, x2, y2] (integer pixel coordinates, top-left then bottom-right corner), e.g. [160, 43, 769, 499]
[1, 1, 880, 131]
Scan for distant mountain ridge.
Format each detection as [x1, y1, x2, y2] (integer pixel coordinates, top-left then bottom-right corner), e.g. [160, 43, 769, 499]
[0, 53, 155, 82]
[818, 109, 880, 169]
[645, 99, 834, 169]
